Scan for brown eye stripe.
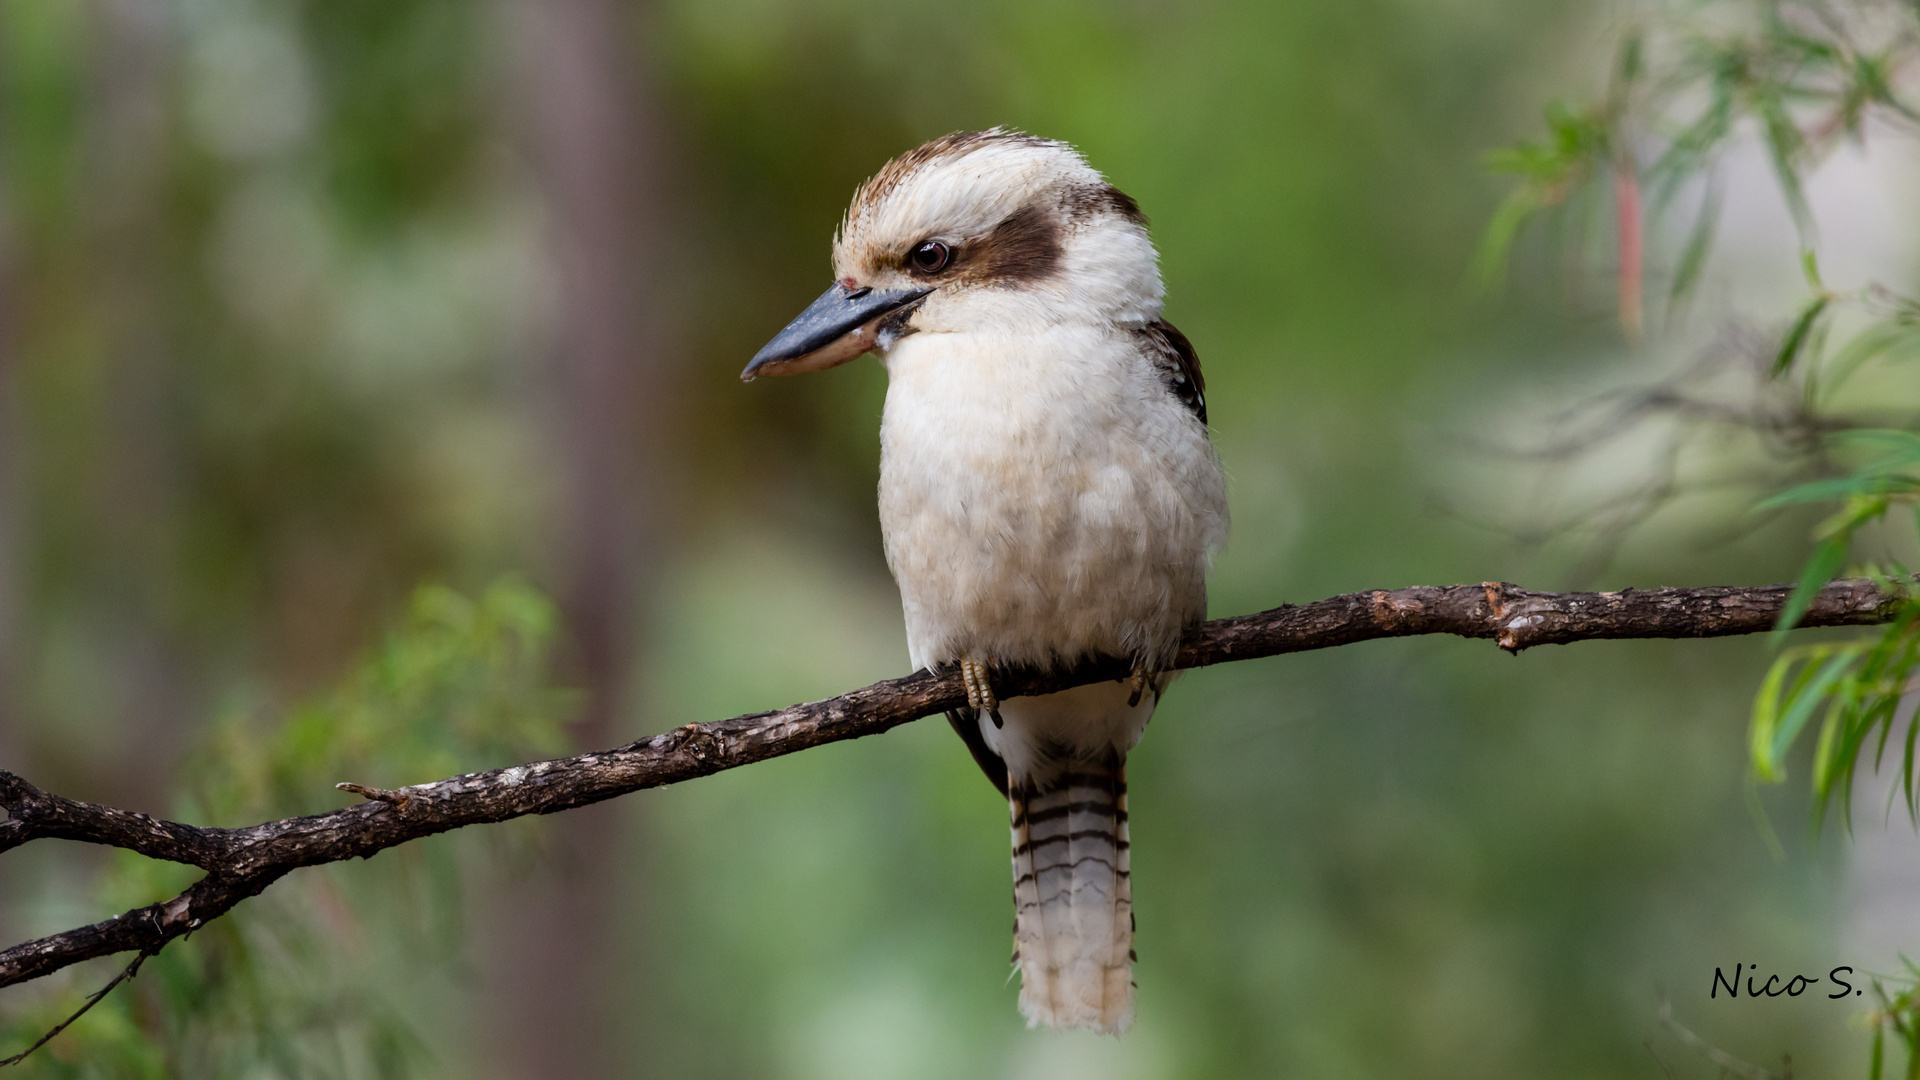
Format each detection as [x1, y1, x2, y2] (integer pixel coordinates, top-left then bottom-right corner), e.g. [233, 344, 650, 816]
[963, 204, 1063, 286]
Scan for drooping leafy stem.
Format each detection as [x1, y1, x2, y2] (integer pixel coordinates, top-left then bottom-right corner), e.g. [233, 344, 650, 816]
[1483, 0, 1920, 324]
[1487, 2, 1920, 1072]
[1489, 0, 1920, 809]
[1748, 431, 1920, 840]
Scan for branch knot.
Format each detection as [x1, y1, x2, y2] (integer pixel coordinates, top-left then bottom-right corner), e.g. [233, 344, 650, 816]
[670, 723, 723, 763]
[1369, 589, 1425, 630]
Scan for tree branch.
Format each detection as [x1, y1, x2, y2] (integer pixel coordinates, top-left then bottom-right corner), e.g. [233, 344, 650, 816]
[1, 578, 1903, 999]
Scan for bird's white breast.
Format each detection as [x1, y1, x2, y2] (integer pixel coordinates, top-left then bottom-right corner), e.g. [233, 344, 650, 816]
[877, 322, 1226, 674]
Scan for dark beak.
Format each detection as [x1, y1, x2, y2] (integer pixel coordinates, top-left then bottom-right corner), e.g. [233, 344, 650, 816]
[741, 282, 931, 380]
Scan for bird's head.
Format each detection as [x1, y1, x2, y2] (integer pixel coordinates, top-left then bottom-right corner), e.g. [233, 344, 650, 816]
[742, 129, 1163, 379]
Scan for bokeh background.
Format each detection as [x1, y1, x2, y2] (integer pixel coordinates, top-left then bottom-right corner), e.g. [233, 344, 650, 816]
[2, 0, 1917, 1077]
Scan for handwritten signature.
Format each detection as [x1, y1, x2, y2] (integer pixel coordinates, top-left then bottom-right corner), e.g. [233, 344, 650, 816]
[1711, 964, 1861, 999]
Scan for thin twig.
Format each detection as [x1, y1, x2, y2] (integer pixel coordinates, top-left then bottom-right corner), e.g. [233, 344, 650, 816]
[334, 782, 410, 807]
[0, 948, 154, 1068]
[1658, 994, 1795, 1080]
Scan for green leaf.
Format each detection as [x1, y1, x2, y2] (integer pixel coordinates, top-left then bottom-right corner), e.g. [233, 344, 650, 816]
[1752, 652, 1796, 781]
[1775, 533, 1850, 638]
[1858, 50, 1920, 123]
[1756, 90, 1815, 243]
[1802, 249, 1824, 291]
[1755, 474, 1920, 510]
[1773, 294, 1830, 376]
[1901, 703, 1920, 823]
[1829, 428, 1920, 458]
[1771, 649, 1857, 770]
[1815, 495, 1895, 542]
[1471, 186, 1544, 290]
[1650, 95, 1733, 180]
[1616, 29, 1644, 86]
[1830, 429, 1920, 478]
[1486, 103, 1606, 182]
[1668, 177, 1722, 311]
[1810, 692, 1846, 795]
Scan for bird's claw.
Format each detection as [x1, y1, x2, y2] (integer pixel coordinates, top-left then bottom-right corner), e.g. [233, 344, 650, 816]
[962, 659, 1003, 728]
[1126, 667, 1154, 708]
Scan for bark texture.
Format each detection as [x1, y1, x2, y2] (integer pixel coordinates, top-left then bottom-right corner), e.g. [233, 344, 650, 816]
[0, 577, 1905, 992]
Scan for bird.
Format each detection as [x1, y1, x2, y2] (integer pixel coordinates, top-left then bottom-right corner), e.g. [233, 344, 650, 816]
[741, 129, 1228, 1034]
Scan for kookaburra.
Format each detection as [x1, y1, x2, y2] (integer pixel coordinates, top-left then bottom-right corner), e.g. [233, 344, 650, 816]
[742, 129, 1228, 1034]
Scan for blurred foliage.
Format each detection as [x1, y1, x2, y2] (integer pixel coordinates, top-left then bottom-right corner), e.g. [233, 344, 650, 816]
[1865, 960, 1920, 1080]
[1489, 0, 1920, 1074]
[1, 580, 571, 1077]
[1750, 432, 1920, 839]
[5, 0, 1916, 1076]
[1480, 0, 1920, 312]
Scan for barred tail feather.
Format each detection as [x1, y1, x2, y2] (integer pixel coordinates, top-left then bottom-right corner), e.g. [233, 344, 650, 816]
[1009, 753, 1133, 1033]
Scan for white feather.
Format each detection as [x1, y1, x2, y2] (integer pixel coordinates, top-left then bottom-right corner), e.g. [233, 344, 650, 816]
[843, 133, 1229, 1034]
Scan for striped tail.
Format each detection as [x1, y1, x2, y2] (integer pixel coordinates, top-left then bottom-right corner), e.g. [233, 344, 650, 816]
[1009, 752, 1134, 1033]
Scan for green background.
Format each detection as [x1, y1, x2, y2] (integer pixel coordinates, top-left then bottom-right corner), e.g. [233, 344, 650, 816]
[0, 0, 1885, 1076]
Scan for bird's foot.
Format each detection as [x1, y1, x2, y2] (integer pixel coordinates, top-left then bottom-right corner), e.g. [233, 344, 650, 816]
[1125, 667, 1158, 708]
[961, 659, 1003, 729]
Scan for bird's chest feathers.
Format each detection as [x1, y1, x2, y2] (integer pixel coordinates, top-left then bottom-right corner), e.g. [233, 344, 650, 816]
[879, 329, 1136, 540]
[876, 329, 1202, 668]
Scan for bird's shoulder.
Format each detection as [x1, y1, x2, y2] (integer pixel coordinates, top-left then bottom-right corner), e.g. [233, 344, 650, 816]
[1133, 319, 1207, 427]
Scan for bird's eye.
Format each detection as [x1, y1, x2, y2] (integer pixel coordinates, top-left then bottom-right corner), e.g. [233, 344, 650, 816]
[909, 240, 951, 274]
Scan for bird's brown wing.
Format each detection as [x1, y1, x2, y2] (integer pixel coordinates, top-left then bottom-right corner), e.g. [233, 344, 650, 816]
[1138, 319, 1207, 426]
